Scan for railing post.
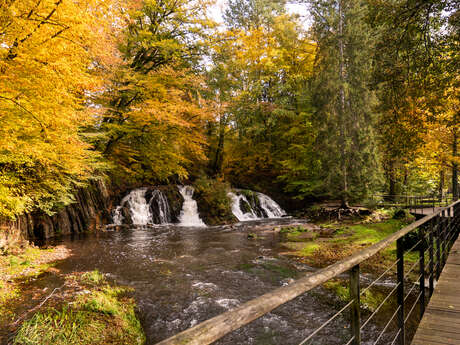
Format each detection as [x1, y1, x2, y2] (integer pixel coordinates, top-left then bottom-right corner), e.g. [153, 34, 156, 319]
[436, 215, 441, 280]
[419, 225, 425, 318]
[429, 218, 434, 296]
[441, 209, 447, 267]
[396, 238, 405, 345]
[447, 207, 452, 250]
[350, 264, 361, 345]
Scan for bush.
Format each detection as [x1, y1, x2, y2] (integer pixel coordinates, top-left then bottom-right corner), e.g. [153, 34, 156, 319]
[193, 178, 237, 225]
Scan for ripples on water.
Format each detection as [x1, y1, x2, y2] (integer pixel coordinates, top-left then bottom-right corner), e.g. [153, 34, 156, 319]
[40, 219, 401, 345]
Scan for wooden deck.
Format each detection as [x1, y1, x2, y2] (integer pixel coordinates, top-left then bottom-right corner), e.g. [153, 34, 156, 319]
[411, 237, 460, 345]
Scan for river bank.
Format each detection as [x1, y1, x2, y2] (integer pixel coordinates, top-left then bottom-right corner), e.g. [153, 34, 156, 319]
[0, 245, 145, 345]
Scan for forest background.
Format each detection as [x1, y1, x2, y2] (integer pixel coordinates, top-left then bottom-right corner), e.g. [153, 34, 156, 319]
[0, 0, 458, 219]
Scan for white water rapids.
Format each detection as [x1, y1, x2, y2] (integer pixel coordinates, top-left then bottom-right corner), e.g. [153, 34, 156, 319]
[228, 191, 286, 221]
[113, 188, 153, 225]
[112, 186, 285, 226]
[177, 185, 206, 227]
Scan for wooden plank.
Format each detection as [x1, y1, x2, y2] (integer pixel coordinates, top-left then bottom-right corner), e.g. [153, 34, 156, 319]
[412, 234, 460, 345]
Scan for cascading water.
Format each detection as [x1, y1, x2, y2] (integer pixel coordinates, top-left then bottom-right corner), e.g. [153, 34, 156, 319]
[114, 188, 153, 225]
[257, 192, 286, 218]
[112, 187, 174, 225]
[228, 192, 258, 221]
[148, 189, 172, 224]
[229, 190, 286, 221]
[177, 185, 206, 227]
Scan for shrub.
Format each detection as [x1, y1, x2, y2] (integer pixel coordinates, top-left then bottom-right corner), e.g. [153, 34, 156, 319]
[193, 177, 237, 225]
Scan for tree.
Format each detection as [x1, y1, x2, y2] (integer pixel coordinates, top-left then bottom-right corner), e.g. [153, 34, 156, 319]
[206, 10, 317, 193]
[95, 0, 215, 185]
[0, 0, 117, 218]
[223, 0, 286, 30]
[309, 0, 379, 206]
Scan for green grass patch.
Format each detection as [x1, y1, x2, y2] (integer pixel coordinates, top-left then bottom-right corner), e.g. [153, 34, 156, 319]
[323, 280, 387, 312]
[81, 270, 104, 285]
[280, 226, 318, 242]
[287, 217, 416, 271]
[0, 247, 57, 321]
[298, 243, 320, 256]
[13, 271, 145, 345]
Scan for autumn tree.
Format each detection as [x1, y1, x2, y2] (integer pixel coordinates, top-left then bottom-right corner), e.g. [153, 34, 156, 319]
[95, 0, 215, 185]
[206, 8, 317, 193]
[0, 0, 117, 218]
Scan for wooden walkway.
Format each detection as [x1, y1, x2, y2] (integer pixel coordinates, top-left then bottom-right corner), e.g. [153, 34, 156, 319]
[410, 207, 445, 216]
[412, 237, 460, 345]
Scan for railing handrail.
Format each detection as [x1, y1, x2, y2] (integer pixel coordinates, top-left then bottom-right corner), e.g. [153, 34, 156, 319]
[372, 193, 453, 199]
[157, 199, 460, 345]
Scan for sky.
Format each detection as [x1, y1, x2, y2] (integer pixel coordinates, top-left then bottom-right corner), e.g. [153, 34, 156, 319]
[208, 0, 311, 27]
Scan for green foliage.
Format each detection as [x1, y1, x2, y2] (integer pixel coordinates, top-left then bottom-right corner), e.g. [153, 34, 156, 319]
[309, 0, 380, 204]
[193, 178, 236, 225]
[81, 270, 105, 285]
[324, 280, 387, 312]
[13, 271, 145, 345]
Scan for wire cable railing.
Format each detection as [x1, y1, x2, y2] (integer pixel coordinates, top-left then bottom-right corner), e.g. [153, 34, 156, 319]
[157, 200, 460, 345]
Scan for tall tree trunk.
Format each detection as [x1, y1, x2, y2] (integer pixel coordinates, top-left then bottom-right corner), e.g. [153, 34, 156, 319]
[453, 129, 458, 200]
[388, 160, 396, 202]
[338, 0, 348, 208]
[439, 169, 445, 201]
[212, 113, 226, 177]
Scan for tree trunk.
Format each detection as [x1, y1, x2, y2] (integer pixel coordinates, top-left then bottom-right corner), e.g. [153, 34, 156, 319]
[212, 115, 226, 177]
[338, 0, 348, 209]
[453, 129, 458, 200]
[439, 169, 445, 201]
[388, 160, 396, 202]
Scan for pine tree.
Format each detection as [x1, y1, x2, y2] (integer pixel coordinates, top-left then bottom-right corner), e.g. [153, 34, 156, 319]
[310, 0, 379, 206]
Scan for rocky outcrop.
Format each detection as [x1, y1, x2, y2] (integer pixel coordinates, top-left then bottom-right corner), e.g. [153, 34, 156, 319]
[0, 180, 112, 251]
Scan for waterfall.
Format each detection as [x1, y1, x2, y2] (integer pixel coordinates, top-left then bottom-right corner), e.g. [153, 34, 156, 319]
[112, 187, 172, 225]
[148, 189, 172, 224]
[257, 192, 286, 218]
[115, 188, 152, 225]
[112, 206, 123, 225]
[228, 192, 258, 221]
[229, 190, 286, 221]
[177, 185, 206, 227]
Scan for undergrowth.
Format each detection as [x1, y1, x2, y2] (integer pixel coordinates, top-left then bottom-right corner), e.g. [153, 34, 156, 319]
[13, 270, 145, 345]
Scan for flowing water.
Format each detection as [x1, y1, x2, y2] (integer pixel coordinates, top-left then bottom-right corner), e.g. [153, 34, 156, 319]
[114, 186, 288, 226]
[228, 191, 286, 221]
[113, 188, 153, 225]
[36, 218, 403, 345]
[22, 188, 414, 344]
[177, 186, 206, 227]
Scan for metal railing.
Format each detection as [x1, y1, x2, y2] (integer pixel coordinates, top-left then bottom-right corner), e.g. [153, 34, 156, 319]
[372, 194, 454, 214]
[158, 200, 460, 345]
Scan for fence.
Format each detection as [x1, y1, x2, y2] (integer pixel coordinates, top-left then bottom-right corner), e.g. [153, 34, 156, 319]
[158, 200, 460, 345]
[372, 194, 454, 214]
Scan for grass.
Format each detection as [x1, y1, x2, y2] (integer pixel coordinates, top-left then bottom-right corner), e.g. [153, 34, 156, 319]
[323, 279, 388, 312]
[0, 247, 57, 321]
[280, 226, 319, 242]
[282, 215, 418, 272]
[13, 271, 145, 345]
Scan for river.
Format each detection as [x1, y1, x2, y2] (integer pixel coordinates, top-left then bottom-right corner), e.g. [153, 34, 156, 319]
[33, 218, 407, 345]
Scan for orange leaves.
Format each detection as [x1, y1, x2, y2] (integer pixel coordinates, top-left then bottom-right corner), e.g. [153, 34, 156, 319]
[0, 0, 121, 217]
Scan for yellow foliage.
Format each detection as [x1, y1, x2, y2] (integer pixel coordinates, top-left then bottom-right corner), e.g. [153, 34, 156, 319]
[0, 0, 119, 217]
